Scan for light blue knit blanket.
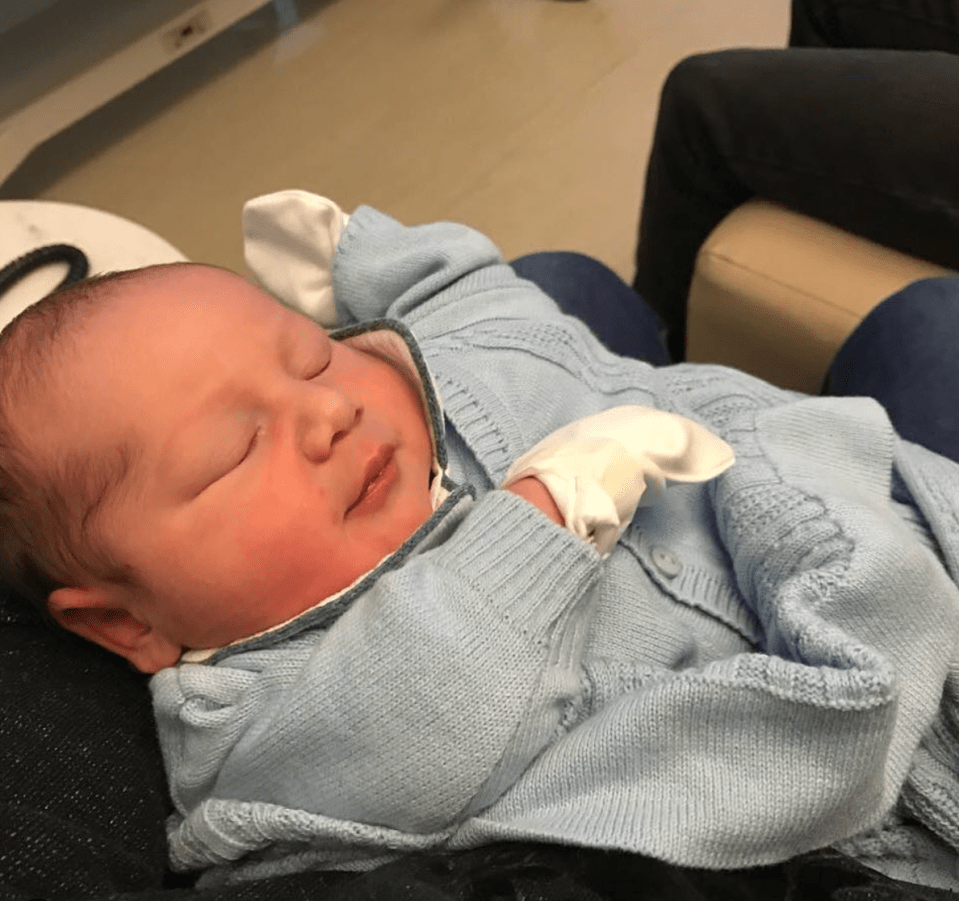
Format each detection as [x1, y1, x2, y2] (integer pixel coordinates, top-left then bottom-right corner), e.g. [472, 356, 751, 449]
[152, 208, 959, 890]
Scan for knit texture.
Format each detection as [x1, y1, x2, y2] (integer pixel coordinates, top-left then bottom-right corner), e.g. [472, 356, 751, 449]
[0, 597, 170, 899]
[6, 587, 959, 900]
[153, 208, 959, 887]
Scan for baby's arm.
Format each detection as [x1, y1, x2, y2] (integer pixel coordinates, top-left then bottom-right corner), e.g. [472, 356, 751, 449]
[242, 190, 567, 333]
[154, 488, 602, 868]
[504, 406, 734, 556]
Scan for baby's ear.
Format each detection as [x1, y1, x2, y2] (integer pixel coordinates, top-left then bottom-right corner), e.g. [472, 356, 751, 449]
[47, 586, 182, 674]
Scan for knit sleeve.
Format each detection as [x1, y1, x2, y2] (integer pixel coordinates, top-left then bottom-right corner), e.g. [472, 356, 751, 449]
[331, 206, 569, 334]
[153, 490, 600, 871]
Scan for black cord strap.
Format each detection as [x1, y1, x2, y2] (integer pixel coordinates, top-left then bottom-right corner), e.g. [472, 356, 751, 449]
[0, 244, 89, 302]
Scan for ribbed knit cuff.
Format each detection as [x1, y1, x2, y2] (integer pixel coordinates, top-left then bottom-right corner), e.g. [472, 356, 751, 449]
[436, 490, 601, 644]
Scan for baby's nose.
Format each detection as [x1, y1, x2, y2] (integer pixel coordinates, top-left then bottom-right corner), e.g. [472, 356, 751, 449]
[298, 386, 359, 461]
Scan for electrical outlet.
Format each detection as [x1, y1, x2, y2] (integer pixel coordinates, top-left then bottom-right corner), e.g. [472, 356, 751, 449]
[163, 9, 214, 54]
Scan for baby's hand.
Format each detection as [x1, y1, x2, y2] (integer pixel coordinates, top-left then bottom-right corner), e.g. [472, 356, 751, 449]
[503, 406, 735, 557]
[243, 191, 350, 327]
[506, 476, 565, 525]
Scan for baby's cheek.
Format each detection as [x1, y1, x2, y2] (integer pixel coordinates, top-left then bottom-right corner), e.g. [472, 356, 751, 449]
[239, 500, 364, 605]
[236, 502, 319, 569]
[408, 490, 435, 537]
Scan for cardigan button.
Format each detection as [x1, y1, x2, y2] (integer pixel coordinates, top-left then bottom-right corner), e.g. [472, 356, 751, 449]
[651, 546, 682, 578]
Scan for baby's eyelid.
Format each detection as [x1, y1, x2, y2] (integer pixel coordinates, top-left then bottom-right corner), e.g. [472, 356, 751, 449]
[306, 357, 331, 379]
[193, 428, 260, 498]
[217, 428, 260, 482]
[238, 426, 262, 464]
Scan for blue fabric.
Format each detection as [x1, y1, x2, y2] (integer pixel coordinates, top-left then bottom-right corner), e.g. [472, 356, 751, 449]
[510, 251, 671, 365]
[153, 209, 959, 889]
[825, 276, 959, 465]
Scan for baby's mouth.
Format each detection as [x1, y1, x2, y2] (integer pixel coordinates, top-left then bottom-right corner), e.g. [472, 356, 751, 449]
[347, 446, 396, 516]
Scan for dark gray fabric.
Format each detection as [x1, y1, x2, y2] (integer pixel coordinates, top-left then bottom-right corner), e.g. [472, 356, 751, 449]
[0, 593, 169, 899]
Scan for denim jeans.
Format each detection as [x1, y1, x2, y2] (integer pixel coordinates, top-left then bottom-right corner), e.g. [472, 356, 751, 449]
[825, 275, 959, 464]
[634, 0, 959, 361]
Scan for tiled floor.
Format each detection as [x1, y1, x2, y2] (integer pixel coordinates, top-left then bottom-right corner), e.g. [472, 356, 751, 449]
[2, 0, 788, 281]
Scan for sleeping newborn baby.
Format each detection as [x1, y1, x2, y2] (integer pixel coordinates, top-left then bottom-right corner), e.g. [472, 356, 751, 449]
[0, 259, 725, 671]
[2, 191, 959, 891]
[12, 261, 440, 671]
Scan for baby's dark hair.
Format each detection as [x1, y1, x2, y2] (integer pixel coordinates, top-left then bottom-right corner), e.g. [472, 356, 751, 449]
[0, 267, 165, 619]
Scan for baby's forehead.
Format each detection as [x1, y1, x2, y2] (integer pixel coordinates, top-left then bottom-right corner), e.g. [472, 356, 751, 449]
[13, 263, 300, 473]
[95, 264, 299, 341]
[122, 263, 260, 311]
[31, 265, 264, 400]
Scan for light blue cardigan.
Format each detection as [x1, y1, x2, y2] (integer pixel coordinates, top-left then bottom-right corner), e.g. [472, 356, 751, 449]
[152, 208, 959, 887]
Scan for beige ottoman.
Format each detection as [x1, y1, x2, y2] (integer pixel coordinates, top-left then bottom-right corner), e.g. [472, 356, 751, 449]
[686, 199, 956, 394]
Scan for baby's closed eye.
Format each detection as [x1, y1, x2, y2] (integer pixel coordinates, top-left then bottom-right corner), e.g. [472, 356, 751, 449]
[192, 427, 263, 497]
[235, 427, 262, 468]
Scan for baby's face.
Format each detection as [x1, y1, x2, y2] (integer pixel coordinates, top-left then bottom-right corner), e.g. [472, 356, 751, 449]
[37, 265, 434, 666]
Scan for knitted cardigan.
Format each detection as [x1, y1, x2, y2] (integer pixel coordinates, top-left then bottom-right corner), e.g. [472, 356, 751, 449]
[152, 208, 959, 888]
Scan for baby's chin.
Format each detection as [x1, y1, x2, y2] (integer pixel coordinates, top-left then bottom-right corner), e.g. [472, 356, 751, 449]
[179, 487, 435, 659]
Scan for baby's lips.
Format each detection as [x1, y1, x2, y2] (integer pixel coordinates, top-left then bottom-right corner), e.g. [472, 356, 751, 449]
[347, 444, 395, 514]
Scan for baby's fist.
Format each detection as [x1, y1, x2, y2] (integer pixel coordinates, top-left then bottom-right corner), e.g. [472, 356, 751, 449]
[503, 406, 734, 556]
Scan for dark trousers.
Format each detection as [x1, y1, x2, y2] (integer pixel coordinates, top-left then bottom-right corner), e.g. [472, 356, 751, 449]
[633, 0, 959, 363]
